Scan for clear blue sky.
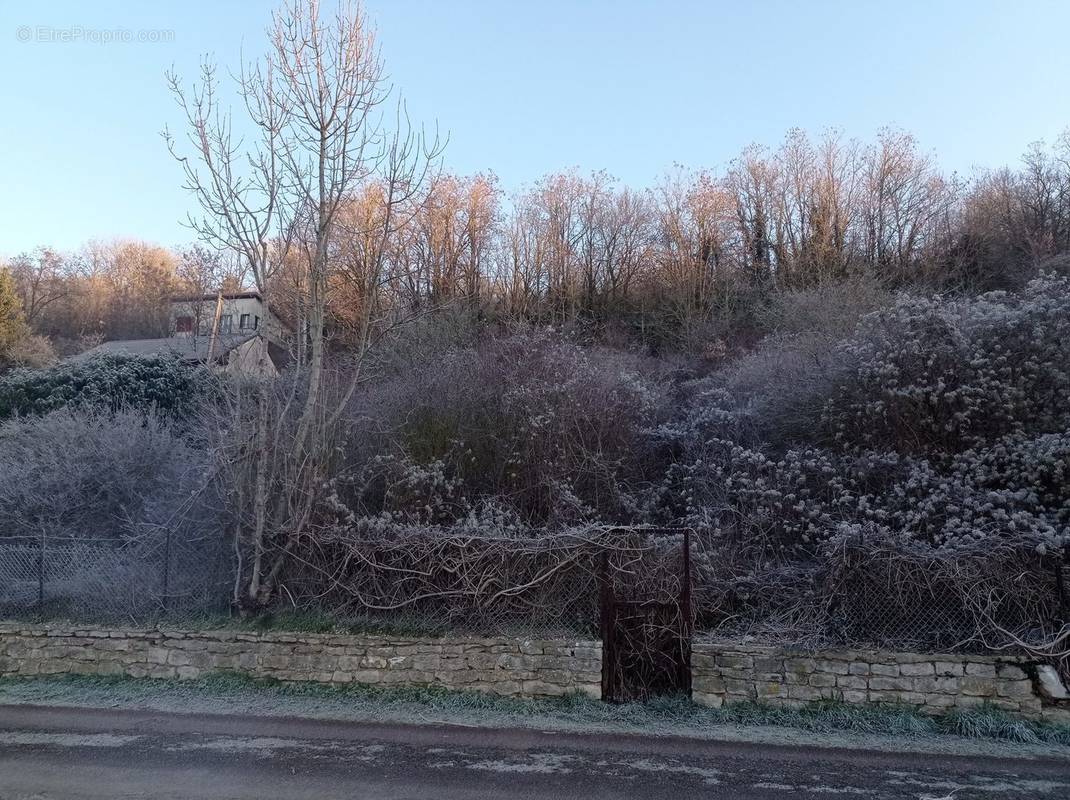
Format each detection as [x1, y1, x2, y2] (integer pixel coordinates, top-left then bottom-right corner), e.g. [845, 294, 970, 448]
[2, 0, 1068, 256]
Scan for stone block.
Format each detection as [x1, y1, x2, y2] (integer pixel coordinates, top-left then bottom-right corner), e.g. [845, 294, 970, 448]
[933, 661, 964, 677]
[808, 673, 838, 688]
[755, 681, 786, 698]
[1019, 697, 1044, 716]
[167, 651, 192, 667]
[571, 646, 601, 660]
[723, 678, 757, 697]
[867, 690, 904, 704]
[813, 650, 853, 662]
[840, 689, 868, 704]
[144, 648, 170, 665]
[996, 680, 1035, 699]
[814, 660, 850, 675]
[960, 676, 998, 697]
[964, 662, 997, 677]
[899, 662, 934, 677]
[410, 655, 441, 671]
[753, 656, 785, 675]
[898, 692, 929, 705]
[784, 658, 816, 674]
[787, 685, 823, 702]
[521, 680, 568, 697]
[693, 676, 726, 693]
[692, 691, 724, 708]
[870, 663, 899, 677]
[921, 695, 956, 710]
[868, 676, 914, 692]
[690, 653, 718, 670]
[996, 664, 1028, 681]
[716, 654, 754, 670]
[1036, 665, 1069, 700]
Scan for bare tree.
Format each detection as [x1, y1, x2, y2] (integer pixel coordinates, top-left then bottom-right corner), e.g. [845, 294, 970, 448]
[166, 0, 438, 610]
[7, 248, 70, 326]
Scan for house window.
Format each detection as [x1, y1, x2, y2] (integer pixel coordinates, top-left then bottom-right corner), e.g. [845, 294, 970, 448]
[239, 313, 251, 329]
[219, 315, 233, 334]
[254, 315, 260, 330]
[175, 316, 193, 333]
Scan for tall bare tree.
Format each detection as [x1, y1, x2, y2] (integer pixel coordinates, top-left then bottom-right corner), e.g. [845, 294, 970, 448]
[167, 0, 438, 609]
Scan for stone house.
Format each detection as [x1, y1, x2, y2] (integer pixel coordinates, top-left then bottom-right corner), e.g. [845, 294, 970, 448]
[73, 291, 291, 378]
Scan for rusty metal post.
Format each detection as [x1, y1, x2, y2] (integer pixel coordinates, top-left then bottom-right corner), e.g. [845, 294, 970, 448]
[37, 530, 45, 612]
[599, 547, 615, 703]
[680, 528, 694, 696]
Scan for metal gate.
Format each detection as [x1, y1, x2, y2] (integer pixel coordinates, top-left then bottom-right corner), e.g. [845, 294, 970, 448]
[600, 528, 693, 703]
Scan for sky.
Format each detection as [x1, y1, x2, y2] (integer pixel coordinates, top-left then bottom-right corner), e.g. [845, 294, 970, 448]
[1, 0, 1069, 256]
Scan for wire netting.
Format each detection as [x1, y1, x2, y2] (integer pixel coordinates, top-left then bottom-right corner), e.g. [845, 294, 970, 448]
[2, 527, 1064, 661]
[0, 534, 231, 624]
[693, 536, 1069, 654]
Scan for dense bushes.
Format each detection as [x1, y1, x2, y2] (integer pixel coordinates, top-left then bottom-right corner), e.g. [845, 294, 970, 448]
[327, 334, 668, 530]
[0, 353, 218, 420]
[300, 274, 1070, 594]
[658, 274, 1070, 559]
[1, 271, 1066, 646]
[0, 407, 217, 540]
[822, 274, 1070, 454]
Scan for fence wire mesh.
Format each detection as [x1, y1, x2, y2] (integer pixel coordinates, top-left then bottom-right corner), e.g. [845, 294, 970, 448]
[274, 528, 696, 640]
[278, 530, 611, 637]
[1, 527, 1064, 661]
[693, 536, 1069, 654]
[0, 534, 231, 624]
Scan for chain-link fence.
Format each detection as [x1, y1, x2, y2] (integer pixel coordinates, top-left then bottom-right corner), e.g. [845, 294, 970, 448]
[278, 530, 608, 637]
[2, 526, 1064, 661]
[275, 528, 698, 643]
[693, 536, 1069, 654]
[0, 534, 231, 624]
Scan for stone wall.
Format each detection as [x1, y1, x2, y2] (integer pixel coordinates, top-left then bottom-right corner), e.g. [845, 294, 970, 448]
[3, 623, 1067, 722]
[0, 624, 601, 699]
[691, 640, 1067, 720]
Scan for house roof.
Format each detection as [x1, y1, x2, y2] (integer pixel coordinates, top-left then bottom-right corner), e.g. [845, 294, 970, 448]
[72, 334, 257, 364]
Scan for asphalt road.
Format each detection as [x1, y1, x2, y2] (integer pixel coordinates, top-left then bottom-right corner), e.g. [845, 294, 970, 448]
[0, 705, 1067, 799]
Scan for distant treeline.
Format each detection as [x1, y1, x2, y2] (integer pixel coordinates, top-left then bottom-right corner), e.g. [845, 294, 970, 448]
[4, 127, 1070, 358]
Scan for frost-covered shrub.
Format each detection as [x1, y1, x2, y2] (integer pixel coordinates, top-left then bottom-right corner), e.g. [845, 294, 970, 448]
[5, 334, 57, 369]
[0, 407, 215, 540]
[822, 274, 1070, 453]
[0, 353, 219, 420]
[760, 275, 894, 339]
[669, 335, 846, 450]
[659, 356, 1070, 559]
[865, 432, 1070, 553]
[678, 274, 1070, 456]
[330, 333, 667, 528]
[656, 431, 1070, 560]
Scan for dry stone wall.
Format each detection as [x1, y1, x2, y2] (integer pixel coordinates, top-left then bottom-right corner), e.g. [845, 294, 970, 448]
[691, 640, 1067, 721]
[3, 623, 1067, 722]
[0, 624, 601, 699]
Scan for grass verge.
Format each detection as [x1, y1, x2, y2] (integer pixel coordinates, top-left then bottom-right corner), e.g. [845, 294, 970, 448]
[2, 672, 1068, 748]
